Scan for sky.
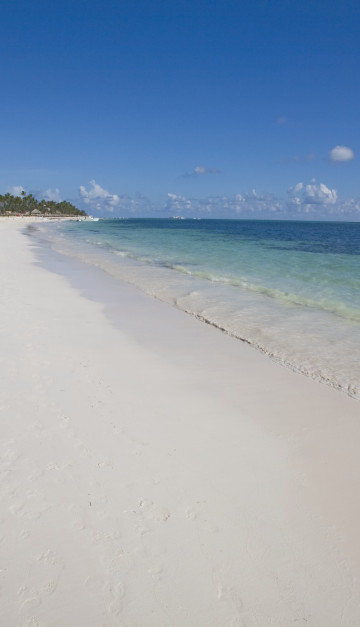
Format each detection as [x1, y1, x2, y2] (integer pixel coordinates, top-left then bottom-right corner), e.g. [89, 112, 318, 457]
[1, 0, 359, 219]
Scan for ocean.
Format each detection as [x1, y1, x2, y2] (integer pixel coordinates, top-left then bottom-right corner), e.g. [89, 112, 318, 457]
[30, 218, 360, 399]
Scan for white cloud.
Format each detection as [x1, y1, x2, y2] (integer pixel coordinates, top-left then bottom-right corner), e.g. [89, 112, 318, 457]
[42, 188, 62, 202]
[196, 190, 282, 217]
[194, 166, 220, 175]
[336, 198, 360, 216]
[279, 152, 317, 165]
[9, 185, 25, 196]
[74, 180, 360, 220]
[183, 166, 221, 178]
[194, 186, 360, 220]
[329, 145, 354, 162]
[79, 180, 122, 212]
[304, 182, 337, 204]
[165, 193, 193, 214]
[9, 186, 62, 203]
[287, 180, 340, 217]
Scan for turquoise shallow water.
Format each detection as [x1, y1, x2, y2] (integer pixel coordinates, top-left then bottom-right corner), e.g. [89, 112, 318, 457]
[31, 218, 360, 398]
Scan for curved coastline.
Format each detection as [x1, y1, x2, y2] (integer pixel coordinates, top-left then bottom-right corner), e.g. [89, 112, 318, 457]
[28, 218, 360, 400]
[2, 218, 360, 625]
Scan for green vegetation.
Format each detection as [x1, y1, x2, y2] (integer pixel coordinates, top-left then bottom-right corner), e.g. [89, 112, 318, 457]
[0, 191, 87, 217]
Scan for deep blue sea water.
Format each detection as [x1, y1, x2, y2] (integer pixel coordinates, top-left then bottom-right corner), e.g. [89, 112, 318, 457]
[32, 218, 360, 398]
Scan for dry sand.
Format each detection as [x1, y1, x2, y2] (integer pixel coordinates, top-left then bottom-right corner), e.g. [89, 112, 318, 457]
[1, 220, 360, 626]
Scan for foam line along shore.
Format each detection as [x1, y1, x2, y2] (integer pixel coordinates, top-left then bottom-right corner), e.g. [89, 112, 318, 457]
[30, 217, 360, 399]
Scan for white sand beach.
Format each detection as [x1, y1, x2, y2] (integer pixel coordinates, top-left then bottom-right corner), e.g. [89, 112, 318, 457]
[1, 220, 360, 626]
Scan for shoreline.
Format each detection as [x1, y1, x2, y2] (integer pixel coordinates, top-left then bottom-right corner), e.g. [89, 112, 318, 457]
[0, 215, 88, 221]
[2, 220, 360, 625]
[31, 216, 360, 401]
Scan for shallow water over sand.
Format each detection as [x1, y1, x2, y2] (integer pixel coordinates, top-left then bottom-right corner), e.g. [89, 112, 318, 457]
[29, 218, 360, 398]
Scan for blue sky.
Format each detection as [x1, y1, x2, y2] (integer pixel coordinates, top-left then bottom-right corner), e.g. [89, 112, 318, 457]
[1, 0, 359, 218]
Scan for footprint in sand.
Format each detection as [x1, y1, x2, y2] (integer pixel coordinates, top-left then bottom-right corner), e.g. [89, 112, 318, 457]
[102, 579, 125, 617]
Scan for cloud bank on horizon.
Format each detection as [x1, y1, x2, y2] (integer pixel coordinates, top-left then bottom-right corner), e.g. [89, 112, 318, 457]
[73, 142, 357, 219]
[73, 177, 360, 220]
[9, 142, 357, 220]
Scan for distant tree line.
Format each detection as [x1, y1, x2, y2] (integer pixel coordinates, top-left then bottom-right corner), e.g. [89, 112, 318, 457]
[0, 191, 87, 217]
